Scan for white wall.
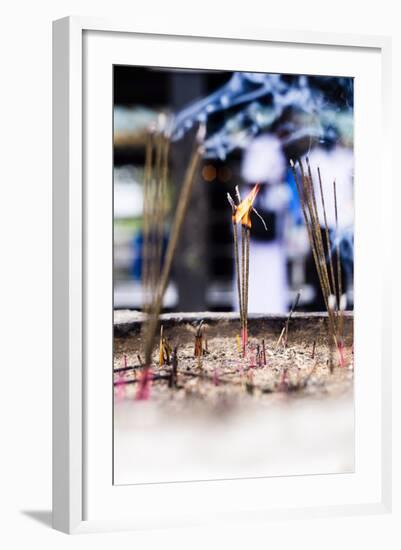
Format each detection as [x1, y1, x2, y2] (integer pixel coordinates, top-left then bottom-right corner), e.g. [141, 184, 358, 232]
[0, 1, 399, 547]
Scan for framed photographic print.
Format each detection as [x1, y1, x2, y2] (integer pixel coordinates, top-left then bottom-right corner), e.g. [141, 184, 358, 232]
[52, 17, 392, 533]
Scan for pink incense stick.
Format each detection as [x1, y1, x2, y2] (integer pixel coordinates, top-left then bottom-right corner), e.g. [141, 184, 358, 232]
[136, 367, 152, 400]
[338, 341, 345, 368]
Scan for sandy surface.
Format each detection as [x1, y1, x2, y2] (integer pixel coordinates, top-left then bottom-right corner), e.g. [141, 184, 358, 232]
[113, 315, 353, 407]
[113, 314, 354, 485]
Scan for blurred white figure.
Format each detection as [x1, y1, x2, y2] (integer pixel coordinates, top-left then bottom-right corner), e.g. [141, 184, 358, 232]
[238, 135, 289, 314]
[242, 134, 286, 183]
[305, 146, 354, 230]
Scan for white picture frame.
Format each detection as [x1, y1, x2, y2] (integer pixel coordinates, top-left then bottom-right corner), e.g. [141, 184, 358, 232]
[52, 16, 392, 534]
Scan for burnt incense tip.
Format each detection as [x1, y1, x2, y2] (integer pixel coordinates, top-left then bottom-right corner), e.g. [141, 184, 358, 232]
[289, 158, 295, 168]
[340, 293, 347, 311]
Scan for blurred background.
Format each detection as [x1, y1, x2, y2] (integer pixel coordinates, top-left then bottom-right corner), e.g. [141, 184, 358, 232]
[113, 66, 354, 313]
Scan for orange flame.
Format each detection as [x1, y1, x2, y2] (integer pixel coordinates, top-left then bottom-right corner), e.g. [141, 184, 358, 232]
[234, 183, 260, 228]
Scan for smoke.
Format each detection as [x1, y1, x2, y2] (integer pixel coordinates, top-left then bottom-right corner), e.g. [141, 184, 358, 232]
[171, 72, 352, 160]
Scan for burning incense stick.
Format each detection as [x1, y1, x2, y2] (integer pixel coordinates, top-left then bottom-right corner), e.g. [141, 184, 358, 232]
[227, 183, 266, 357]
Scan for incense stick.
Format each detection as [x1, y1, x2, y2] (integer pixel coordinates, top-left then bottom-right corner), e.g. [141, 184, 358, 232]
[275, 290, 300, 352]
[333, 180, 342, 304]
[292, 161, 333, 303]
[244, 227, 251, 356]
[142, 129, 154, 313]
[227, 193, 243, 349]
[317, 166, 337, 302]
[262, 339, 266, 365]
[291, 158, 343, 355]
[194, 321, 204, 368]
[228, 184, 265, 357]
[283, 290, 301, 347]
[290, 160, 329, 312]
[142, 124, 204, 367]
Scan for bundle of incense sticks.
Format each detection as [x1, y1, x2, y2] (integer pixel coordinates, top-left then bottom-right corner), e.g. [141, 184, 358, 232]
[227, 184, 266, 357]
[136, 115, 170, 398]
[142, 115, 169, 316]
[290, 158, 347, 366]
[140, 120, 205, 391]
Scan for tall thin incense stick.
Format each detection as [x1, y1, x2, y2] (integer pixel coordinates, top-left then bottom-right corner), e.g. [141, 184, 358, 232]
[244, 226, 250, 349]
[290, 160, 329, 312]
[227, 193, 243, 344]
[142, 129, 154, 312]
[284, 289, 301, 346]
[333, 180, 342, 302]
[317, 166, 337, 302]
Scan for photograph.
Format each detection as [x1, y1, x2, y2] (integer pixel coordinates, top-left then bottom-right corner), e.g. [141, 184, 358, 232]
[112, 65, 354, 485]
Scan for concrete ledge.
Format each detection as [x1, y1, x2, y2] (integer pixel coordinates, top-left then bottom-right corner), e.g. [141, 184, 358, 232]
[114, 309, 354, 337]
